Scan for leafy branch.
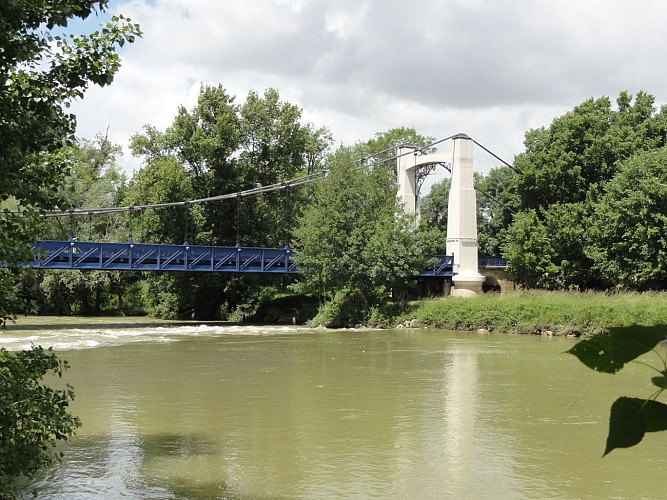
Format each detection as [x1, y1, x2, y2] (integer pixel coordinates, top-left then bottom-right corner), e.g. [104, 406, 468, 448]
[567, 325, 667, 455]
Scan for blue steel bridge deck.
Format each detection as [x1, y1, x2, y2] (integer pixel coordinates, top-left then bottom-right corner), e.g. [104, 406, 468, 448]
[30, 240, 455, 277]
[31, 240, 298, 274]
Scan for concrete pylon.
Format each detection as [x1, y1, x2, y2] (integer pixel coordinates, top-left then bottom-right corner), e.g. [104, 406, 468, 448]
[446, 134, 485, 296]
[397, 146, 451, 216]
[397, 145, 420, 216]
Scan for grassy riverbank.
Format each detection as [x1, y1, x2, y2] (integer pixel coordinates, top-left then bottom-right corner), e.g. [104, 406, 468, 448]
[397, 291, 667, 336]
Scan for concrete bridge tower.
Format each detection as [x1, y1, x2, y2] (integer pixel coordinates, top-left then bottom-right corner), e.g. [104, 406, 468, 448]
[446, 135, 485, 296]
[397, 134, 485, 296]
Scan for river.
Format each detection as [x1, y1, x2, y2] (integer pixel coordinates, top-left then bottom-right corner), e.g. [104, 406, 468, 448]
[3, 316, 666, 499]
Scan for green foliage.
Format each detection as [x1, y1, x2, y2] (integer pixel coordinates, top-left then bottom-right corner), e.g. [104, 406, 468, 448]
[37, 135, 128, 242]
[475, 166, 520, 256]
[514, 91, 665, 211]
[504, 204, 598, 290]
[127, 85, 332, 318]
[366, 301, 412, 328]
[568, 325, 667, 455]
[124, 156, 194, 244]
[293, 136, 442, 327]
[420, 177, 450, 236]
[0, 0, 140, 321]
[309, 287, 370, 328]
[568, 326, 667, 374]
[0, 270, 27, 328]
[0, 2, 139, 490]
[408, 290, 667, 335]
[587, 146, 667, 290]
[503, 210, 556, 289]
[38, 270, 113, 315]
[505, 91, 667, 291]
[131, 85, 332, 248]
[365, 127, 436, 191]
[141, 273, 192, 320]
[29, 137, 140, 316]
[248, 292, 318, 325]
[0, 346, 81, 496]
[0, 2, 139, 212]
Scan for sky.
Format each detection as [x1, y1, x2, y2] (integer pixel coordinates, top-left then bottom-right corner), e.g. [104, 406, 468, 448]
[70, 0, 667, 188]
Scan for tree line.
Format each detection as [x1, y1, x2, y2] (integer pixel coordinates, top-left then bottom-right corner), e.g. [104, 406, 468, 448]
[25, 97, 444, 326]
[14, 88, 667, 324]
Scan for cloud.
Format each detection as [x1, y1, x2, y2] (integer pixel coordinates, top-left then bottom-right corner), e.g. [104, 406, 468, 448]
[71, 0, 667, 178]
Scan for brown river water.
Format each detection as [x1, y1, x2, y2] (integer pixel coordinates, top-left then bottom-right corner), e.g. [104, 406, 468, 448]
[3, 316, 666, 499]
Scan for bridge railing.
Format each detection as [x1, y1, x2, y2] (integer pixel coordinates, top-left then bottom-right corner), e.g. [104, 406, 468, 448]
[478, 257, 508, 268]
[30, 240, 298, 274]
[28, 240, 456, 277]
[419, 255, 454, 277]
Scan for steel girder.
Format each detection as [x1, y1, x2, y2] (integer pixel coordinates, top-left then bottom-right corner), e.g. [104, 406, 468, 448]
[30, 240, 298, 273]
[28, 240, 455, 277]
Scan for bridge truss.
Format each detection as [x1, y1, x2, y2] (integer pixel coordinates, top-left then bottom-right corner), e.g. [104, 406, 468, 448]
[30, 240, 455, 277]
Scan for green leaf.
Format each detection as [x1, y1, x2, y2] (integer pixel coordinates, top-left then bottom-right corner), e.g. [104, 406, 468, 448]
[651, 376, 667, 389]
[604, 397, 667, 456]
[567, 325, 667, 373]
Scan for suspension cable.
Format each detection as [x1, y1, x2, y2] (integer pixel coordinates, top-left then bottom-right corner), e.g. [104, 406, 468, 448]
[183, 202, 190, 244]
[235, 193, 241, 246]
[471, 138, 515, 172]
[474, 186, 516, 214]
[30, 134, 513, 219]
[68, 212, 74, 240]
[128, 207, 134, 242]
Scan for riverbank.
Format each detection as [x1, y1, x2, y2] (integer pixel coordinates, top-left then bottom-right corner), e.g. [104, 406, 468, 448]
[9, 291, 667, 338]
[397, 290, 667, 336]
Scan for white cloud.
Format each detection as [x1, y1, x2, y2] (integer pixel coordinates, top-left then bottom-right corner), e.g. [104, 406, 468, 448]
[70, 0, 667, 181]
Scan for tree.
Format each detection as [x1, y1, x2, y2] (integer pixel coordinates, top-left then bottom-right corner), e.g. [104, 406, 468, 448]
[504, 203, 598, 290]
[292, 144, 439, 327]
[28, 136, 140, 316]
[420, 177, 450, 237]
[124, 157, 194, 244]
[131, 85, 333, 248]
[1, 1, 140, 318]
[513, 92, 666, 212]
[0, 1, 140, 493]
[128, 85, 333, 319]
[0, 347, 81, 494]
[475, 166, 520, 257]
[587, 146, 667, 290]
[505, 91, 667, 290]
[502, 210, 557, 289]
[236, 88, 330, 247]
[33, 135, 127, 242]
[122, 157, 199, 319]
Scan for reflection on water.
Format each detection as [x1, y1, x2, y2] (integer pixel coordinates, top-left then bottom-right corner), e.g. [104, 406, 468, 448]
[3, 317, 666, 499]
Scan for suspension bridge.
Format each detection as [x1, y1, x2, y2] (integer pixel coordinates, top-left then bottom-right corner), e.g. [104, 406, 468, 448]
[24, 134, 511, 293]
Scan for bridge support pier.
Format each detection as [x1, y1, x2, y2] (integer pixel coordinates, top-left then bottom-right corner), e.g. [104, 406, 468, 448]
[446, 135, 485, 296]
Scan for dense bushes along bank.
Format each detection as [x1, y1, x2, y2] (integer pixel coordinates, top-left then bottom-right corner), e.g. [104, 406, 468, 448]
[393, 291, 667, 336]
